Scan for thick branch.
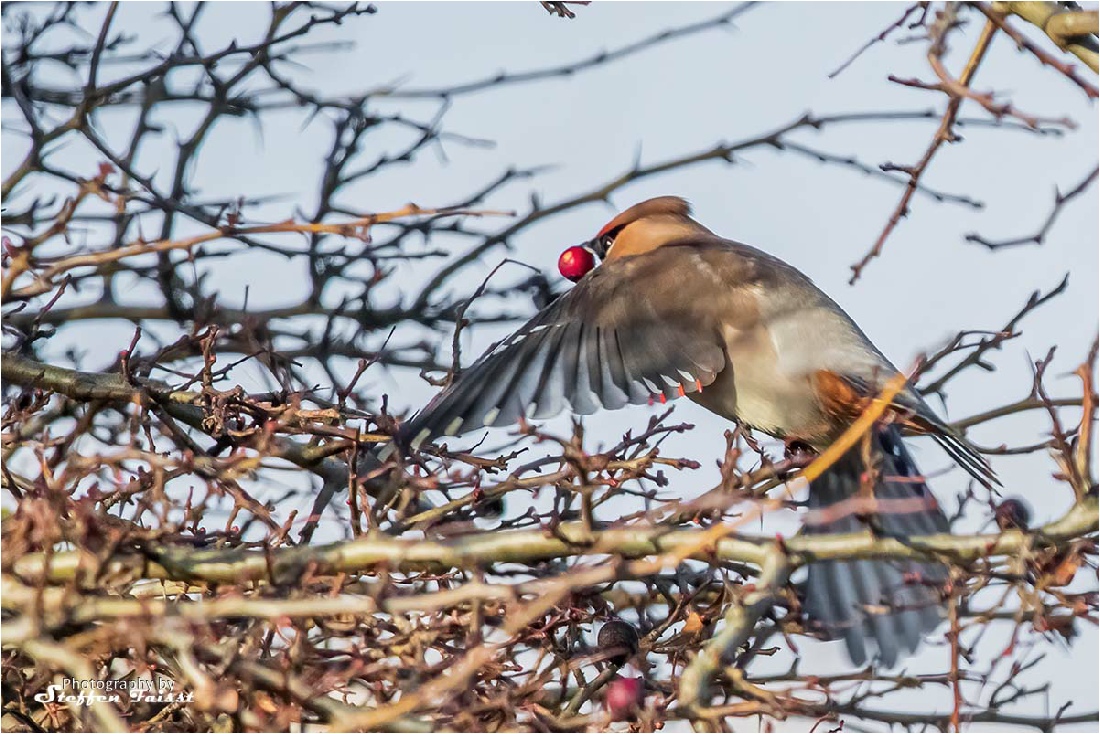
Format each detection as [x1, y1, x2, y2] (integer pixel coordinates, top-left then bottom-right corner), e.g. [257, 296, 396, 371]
[993, 1, 1100, 73]
[679, 551, 790, 726]
[2, 352, 200, 407]
[11, 496, 1096, 586]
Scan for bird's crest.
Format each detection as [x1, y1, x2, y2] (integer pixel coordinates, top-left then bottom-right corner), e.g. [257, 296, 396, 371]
[596, 196, 692, 237]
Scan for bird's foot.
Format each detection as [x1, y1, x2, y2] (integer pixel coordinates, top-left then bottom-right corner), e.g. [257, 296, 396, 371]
[783, 439, 817, 463]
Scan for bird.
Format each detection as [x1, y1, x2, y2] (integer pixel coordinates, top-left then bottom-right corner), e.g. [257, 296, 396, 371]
[395, 196, 996, 667]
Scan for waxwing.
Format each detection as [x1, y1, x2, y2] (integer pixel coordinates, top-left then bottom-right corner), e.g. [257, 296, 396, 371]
[397, 196, 996, 667]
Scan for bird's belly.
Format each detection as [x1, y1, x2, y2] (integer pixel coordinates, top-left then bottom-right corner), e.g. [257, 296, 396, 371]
[688, 327, 832, 443]
[690, 367, 826, 440]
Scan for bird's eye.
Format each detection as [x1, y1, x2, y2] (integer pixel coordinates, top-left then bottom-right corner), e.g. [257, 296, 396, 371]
[590, 224, 623, 258]
[591, 231, 617, 258]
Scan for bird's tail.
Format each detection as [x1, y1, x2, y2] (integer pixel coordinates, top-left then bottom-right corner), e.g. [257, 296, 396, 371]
[801, 425, 950, 668]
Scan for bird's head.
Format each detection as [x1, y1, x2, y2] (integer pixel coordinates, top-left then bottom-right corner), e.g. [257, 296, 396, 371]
[558, 196, 710, 282]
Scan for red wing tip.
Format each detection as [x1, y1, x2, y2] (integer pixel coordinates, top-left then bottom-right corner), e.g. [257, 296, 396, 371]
[649, 380, 705, 406]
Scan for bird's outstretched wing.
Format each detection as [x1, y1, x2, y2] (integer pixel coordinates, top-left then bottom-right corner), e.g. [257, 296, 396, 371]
[398, 245, 730, 448]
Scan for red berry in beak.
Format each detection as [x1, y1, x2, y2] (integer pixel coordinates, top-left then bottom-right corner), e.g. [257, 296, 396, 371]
[558, 245, 595, 282]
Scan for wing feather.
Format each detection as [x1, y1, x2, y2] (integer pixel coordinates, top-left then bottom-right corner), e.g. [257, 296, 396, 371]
[399, 244, 728, 447]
